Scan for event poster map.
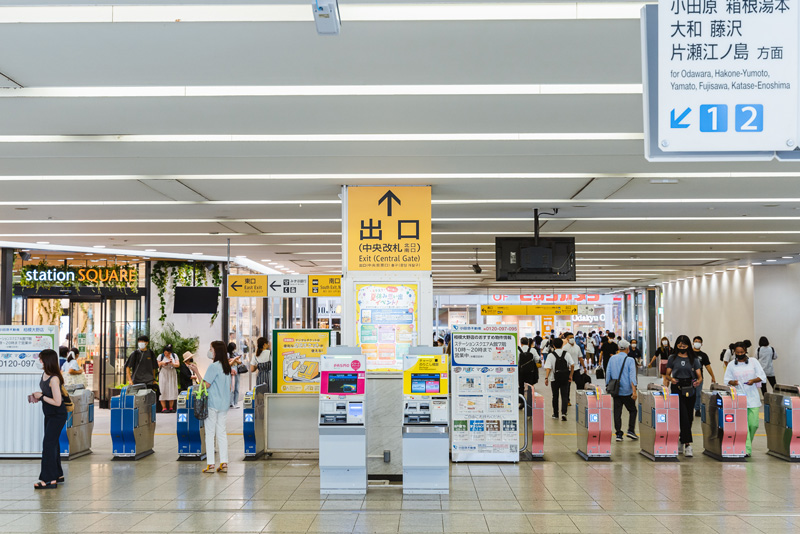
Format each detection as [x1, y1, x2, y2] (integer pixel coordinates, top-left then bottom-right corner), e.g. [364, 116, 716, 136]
[271, 330, 331, 394]
[450, 324, 519, 462]
[356, 284, 418, 372]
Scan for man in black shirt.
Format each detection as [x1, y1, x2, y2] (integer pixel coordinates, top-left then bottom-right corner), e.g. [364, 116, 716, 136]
[125, 335, 158, 387]
[601, 332, 619, 371]
[692, 336, 717, 416]
[532, 331, 543, 356]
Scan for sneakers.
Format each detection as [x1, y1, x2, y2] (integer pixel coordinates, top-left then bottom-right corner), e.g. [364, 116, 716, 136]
[695, 409, 701, 417]
[616, 435, 624, 442]
[684, 444, 694, 457]
[561, 415, 568, 421]
[626, 431, 639, 441]
[552, 414, 558, 419]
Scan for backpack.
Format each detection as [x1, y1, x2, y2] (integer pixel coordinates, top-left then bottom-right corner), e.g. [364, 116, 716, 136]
[553, 351, 570, 382]
[519, 348, 539, 385]
[193, 382, 209, 420]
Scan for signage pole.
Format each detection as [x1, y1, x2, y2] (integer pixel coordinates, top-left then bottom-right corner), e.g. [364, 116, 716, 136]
[0, 248, 13, 325]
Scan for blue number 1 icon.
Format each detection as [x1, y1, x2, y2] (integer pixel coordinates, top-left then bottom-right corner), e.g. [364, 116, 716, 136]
[699, 105, 728, 132]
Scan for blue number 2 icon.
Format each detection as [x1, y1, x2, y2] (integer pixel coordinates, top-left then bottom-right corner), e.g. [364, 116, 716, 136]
[735, 105, 763, 132]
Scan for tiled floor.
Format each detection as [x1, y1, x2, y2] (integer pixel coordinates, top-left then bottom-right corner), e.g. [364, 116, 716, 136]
[1, 400, 799, 533]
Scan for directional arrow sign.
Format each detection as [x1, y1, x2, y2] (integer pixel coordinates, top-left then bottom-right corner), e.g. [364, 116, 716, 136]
[269, 281, 280, 292]
[227, 275, 268, 297]
[670, 108, 691, 129]
[267, 275, 308, 298]
[230, 281, 242, 291]
[378, 189, 401, 216]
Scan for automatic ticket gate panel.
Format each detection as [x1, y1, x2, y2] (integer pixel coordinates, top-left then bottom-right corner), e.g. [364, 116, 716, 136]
[176, 386, 206, 461]
[318, 347, 367, 495]
[524, 384, 545, 459]
[403, 348, 450, 494]
[59, 384, 94, 460]
[576, 386, 612, 461]
[638, 384, 679, 461]
[244, 384, 269, 460]
[764, 384, 800, 461]
[110, 384, 156, 460]
[701, 385, 748, 461]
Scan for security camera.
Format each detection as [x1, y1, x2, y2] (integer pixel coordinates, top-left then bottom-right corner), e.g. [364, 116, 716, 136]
[313, 0, 341, 35]
[19, 251, 31, 261]
[472, 264, 482, 274]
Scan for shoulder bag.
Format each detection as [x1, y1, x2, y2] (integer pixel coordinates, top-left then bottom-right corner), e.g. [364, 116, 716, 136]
[606, 355, 631, 397]
[193, 382, 209, 420]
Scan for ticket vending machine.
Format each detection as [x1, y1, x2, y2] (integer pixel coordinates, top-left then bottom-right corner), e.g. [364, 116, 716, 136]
[764, 384, 800, 461]
[523, 384, 545, 460]
[243, 383, 269, 460]
[110, 384, 156, 460]
[402, 348, 449, 494]
[59, 384, 95, 460]
[176, 386, 206, 461]
[318, 347, 367, 494]
[700, 384, 748, 460]
[637, 384, 680, 461]
[576, 385, 612, 461]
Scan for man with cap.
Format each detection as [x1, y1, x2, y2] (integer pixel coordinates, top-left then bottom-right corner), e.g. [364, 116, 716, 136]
[605, 339, 639, 441]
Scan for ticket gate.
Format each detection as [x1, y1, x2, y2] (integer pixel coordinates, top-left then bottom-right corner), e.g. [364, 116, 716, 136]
[59, 384, 94, 460]
[176, 386, 206, 461]
[764, 384, 800, 461]
[576, 385, 612, 461]
[700, 384, 748, 461]
[637, 384, 679, 461]
[110, 384, 156, 460]
[521, 384, 545, 460]
[243, 384, 269, 460]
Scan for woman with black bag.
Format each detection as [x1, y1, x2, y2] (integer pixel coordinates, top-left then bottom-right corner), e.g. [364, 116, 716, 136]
[30, 349, 69, 489]
[665, 335, 702, 457]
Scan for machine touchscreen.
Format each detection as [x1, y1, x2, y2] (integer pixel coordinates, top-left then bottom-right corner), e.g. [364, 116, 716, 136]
[327, 373, 359, 394]
[411, 374, 440, 394]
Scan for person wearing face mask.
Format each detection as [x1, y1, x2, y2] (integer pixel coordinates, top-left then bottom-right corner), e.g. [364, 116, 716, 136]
[691, 336, 716, 416]
[628, 340, 642, 367]
[724, 342, 766, 457]
[649, 337, 672, 379]
[125, 335, 159, 391]
[665, 335, 703, 457]
[563, 332, 583, 372]
[756, 336, 778, 395]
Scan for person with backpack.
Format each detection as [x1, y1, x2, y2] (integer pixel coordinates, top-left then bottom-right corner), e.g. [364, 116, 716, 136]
[585, 331, 596, 369]
[518, 337, 540, 402]
[532, 331, 543, 357]
[605, 340, 638, 441]
[756, 336, 778, 394]
[665, 335, 703, 457]
[125, 335, 158, 390]
[30, 349, 69, 489]
[543, 338, 575, 421]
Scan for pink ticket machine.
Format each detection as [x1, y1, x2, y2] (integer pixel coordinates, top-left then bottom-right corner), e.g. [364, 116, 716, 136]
[319, 347, 367, 494]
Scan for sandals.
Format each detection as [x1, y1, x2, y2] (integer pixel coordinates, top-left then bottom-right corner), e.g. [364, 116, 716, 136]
[217, 463, 227, 473]
[34, 481, 57, 490]
[202, 465, 215, 473]
[57, 476, 65, 483]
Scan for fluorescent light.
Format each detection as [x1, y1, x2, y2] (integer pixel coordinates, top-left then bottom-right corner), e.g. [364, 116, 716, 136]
[192, 252, 203, 255]
[0, 133, 645, 143]
[93, 245, 105, 248]
[36, 241, 49, 244]
[767, 259, 778, 262]
[752, 262, 763, 265]
[783, 256, 793, 259]
[145, 249, 157, 252]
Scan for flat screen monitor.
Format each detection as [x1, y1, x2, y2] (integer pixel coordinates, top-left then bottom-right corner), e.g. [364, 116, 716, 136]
[327, 372, 358, 394]
[173, 287, 220, 314]
[495, 236, 576, 281]
[411, 373, 440, 394]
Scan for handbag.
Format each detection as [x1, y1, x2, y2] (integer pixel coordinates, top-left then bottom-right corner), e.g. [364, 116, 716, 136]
[595, 367, 605, 380]
[60, 385, 74, 413]
[237, 364, 248, 374]
[193, 382, 209, 420]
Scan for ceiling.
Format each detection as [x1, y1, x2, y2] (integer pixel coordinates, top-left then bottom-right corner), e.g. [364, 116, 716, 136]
[1, 0, 799, 292]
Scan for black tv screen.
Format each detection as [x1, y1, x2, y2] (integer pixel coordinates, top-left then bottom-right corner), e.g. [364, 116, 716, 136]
[495, 237, 576, 281]
[173, 287, 220, 314]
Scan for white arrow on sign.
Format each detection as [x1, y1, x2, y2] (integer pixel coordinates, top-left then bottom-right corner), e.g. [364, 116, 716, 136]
[267, 275, 309, 298]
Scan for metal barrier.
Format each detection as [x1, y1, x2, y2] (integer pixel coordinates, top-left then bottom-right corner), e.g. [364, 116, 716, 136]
[700, 383, 748, 461]
[176, 386, 206, 461]
[519, 385, 545, 461]
[576, 385, 612, 461]
[110, 384, 156, 460]
[59, 384, 94, 460]
[764, 384, 800, 461]
[243, 384, 269, 460]
[637, 383, 679, 461]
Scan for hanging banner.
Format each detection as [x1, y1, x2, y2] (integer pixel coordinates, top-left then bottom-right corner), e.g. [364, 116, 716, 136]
[271, 329, 331, 394]
[450, 324, 518, 462]
[347, 186, 432, 271]
[356, 283, 418, 372]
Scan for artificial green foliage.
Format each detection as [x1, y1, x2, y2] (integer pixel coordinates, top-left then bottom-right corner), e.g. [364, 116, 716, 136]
[151, 261, 223, 326]
[151, 322, 200, 360]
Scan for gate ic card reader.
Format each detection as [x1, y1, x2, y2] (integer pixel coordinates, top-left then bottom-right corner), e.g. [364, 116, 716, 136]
[318, 346, 367, 494]
[402, 348, 450, 494]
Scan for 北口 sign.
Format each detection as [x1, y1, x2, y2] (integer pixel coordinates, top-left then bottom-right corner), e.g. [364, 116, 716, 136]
[347, 186, 431, 271]
[658, 0, 799, 152]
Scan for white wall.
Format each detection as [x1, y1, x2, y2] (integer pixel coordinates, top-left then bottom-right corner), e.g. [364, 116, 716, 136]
[149, 278, 223, 376]
[753, 263, 800, 385]
[662, 267, 754, 381]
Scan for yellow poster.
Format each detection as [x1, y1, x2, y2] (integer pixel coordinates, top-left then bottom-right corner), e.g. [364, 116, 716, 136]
[347, 186, 431, 271]
[272, 330, 331, 394]
[403, 353, 449, 396]
[356, 283, 418, 372]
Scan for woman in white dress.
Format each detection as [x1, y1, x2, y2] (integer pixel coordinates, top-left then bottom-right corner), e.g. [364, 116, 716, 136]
[157, 344, 180, 412]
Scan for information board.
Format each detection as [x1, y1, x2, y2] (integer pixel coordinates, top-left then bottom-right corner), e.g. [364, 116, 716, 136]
[271, 329, 331, 394]
[0, 325, 57, 373]
[657, 0, 799, 152]
[356, 283, 418, 372]
[450, 324, 519, 462]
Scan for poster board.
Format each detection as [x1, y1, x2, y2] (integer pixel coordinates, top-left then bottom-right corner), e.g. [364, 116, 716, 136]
[271, 329, 331, 394]
[0, 325, 57, 457]
[403, 352, 448, 396]
[450, 325, 519, 462]
[355, 283, 418, 372]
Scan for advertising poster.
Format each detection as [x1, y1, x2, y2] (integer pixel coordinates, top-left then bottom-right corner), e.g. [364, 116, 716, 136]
[0, 325, 57, 373]
[450, 324, 519, 462]
[356, 283, 418, 372]
[271, 330, 331, 394]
